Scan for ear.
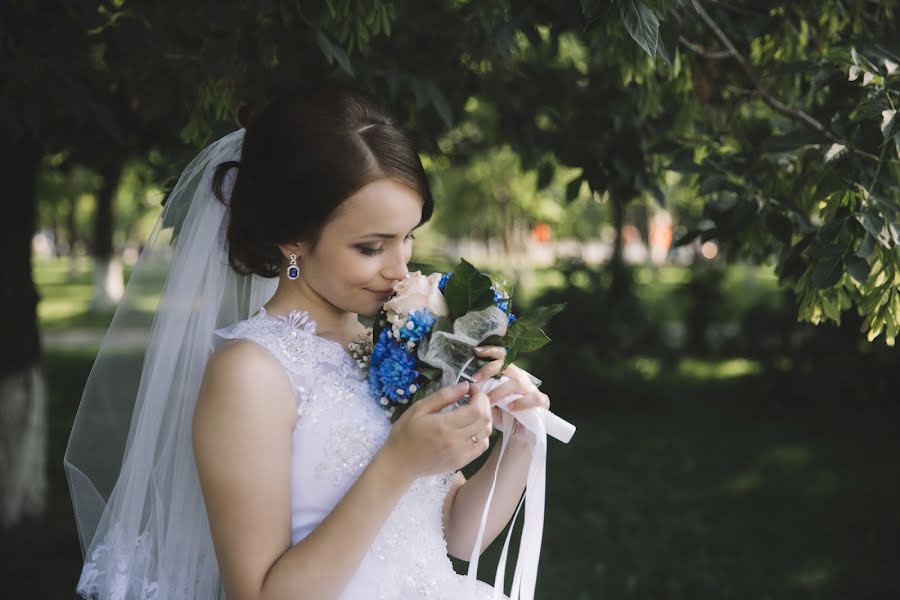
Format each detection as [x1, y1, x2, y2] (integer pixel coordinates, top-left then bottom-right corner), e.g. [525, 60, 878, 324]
[276, 243, 305, 261]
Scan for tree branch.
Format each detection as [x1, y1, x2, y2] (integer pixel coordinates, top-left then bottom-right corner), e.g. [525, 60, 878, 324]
[678, 35, 731, 60]
[691, 0, 844, 145]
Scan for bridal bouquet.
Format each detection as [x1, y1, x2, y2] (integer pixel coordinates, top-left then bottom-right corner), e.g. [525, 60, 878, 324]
[356, 258, 575, 599]
[356, 258, 574, 443]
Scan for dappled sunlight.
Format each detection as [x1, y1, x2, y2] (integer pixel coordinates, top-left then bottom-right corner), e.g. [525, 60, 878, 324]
[724, 469, 764, 494]
[629, 356, 662, 379]
[677, 357, 763, 381]
[787, 559, 834, 591]
[758, 444, 812, 469]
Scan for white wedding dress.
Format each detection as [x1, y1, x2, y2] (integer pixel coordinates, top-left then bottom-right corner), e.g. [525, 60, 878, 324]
[210, 306, 507, 599]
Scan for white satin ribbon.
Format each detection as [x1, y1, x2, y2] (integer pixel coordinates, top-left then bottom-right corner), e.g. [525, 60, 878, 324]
[461, 373, 575, 600]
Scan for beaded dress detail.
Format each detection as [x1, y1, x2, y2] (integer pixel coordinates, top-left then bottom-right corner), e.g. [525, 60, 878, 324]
[210, 307, 506, 599]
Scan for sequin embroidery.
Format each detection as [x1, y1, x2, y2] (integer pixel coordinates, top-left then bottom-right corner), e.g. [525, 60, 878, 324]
[212, 308, 509, 599]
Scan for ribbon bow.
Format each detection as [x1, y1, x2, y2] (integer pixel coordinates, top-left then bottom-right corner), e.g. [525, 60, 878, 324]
[417, 305, 576, 600]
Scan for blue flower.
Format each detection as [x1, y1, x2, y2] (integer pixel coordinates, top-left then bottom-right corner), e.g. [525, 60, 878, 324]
[369, 329, 418, 408]
[438, 271, 452, 292]
[396, 309, 437, 344]
[491, 287, 516, 325]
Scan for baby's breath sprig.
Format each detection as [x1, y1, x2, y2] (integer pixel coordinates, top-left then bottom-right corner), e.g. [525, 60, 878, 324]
[348, 326, 374, 373]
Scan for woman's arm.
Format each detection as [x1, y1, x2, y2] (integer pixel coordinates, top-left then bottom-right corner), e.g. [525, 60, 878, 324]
[442, 433, 532, 559]
[193, 340, 414, 600]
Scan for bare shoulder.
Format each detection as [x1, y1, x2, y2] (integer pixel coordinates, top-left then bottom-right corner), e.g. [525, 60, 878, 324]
[195, 339, 296, 427]
[192, 339, 298, 599]
[441, 471, 467, 532]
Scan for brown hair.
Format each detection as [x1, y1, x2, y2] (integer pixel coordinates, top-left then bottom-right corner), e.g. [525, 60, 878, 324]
[212, 84, 434, 277]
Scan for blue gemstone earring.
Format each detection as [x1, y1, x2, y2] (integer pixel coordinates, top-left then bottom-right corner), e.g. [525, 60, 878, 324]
[287, 253, 300, 280]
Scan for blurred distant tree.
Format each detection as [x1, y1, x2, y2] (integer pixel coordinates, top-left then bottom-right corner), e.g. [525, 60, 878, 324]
[627, 0, 900, 346]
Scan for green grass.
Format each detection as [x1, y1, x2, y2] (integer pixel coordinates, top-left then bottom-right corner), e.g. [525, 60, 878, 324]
[11, 258, 899, 599]
[457, 357, 900, 599]
[34, 257, 119, 331]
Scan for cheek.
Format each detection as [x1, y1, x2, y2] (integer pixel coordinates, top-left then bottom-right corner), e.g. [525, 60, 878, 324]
[340, 252, 380, 285]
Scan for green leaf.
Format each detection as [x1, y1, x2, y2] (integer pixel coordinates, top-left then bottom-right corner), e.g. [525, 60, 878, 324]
[760, 130, 829, 153]
[620, 0, 659, 59]
[856, 213, 892, 247]
[648, 183, 666, 207]
[566, 176, 583, 201]
[699, 175, 743, 195]
[881, 109, 897, 140]
[856, 232, 876, 258]
[432, 315, 453, 334]
[424, 81, 453, 128]
[505, 323, 551, 354]
[811, 256, 844, 289]
[418, 365, 443, 382]
[315, 30, 354, 76]
[666, 150, 705, 173]
[766, 212, 793, 244]
[536, 162, 554, 190]
[657, 19, 679, 66]
[845, 255, 871, 283]
[499, 346, 521, 374]
[821, 293, 841, 322]
[809, 241, 846, 261]
[442, 258, 494, 320]
[511, 302, 566, 332]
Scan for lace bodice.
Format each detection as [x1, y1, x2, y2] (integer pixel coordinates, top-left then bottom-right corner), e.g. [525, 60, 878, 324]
[75, 306, 505, 600]
[210, 307, 506, 599]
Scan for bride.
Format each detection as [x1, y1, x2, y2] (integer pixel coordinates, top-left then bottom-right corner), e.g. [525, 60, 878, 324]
[65, 84, 552, 599]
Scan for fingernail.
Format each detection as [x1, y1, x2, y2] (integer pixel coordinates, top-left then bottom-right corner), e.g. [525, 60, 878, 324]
[455, 381, 468, 392]
[474, 347, 485, 352]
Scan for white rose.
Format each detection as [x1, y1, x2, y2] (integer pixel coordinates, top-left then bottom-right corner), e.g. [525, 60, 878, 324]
[383, 271, 449, 319]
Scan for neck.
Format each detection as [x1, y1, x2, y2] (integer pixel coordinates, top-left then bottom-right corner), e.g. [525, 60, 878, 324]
[263, 273, 360, 339]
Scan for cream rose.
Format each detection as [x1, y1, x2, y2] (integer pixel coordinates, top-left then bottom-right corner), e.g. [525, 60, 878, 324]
[383, 271, 449, 319]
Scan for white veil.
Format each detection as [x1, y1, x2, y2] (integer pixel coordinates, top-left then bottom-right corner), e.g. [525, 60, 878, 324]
[64, 128, 278, 599]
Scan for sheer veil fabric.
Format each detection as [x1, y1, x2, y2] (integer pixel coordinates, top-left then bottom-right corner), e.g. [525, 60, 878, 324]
[64, 128, 279, 599]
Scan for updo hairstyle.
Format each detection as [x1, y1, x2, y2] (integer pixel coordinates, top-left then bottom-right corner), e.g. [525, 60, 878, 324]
[212, 84, 435, 277]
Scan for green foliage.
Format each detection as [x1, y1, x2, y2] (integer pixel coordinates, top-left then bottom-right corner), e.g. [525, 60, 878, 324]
[440, 258, 566, 372]
[616, 0, 900, 346]
[442, 258, 498, 320]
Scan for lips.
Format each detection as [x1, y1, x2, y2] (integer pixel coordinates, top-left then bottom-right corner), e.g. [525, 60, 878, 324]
[367, 288, 394, 296]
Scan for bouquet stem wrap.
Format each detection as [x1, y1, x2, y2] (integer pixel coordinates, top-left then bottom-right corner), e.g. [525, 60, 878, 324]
[417, 306, 576, 599]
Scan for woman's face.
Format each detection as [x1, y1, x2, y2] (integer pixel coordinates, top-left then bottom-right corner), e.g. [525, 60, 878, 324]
[298, 178, 423, 317]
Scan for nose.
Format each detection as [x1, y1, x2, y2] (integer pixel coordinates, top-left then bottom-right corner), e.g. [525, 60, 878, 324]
[381, 246, 409, 284]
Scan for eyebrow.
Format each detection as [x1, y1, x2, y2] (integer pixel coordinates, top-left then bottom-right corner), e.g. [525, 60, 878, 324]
[355, 225, 420, 241]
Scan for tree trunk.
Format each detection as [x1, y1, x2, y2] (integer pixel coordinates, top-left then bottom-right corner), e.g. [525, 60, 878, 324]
[91, 162, 124, 310]
[67, 193, 80, 279]
[0, 136, 48, 527]
[608, 187, 631, 300]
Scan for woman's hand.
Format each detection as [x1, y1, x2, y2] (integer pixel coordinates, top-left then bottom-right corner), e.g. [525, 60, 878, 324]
[471, 345, 550, 443]
[384, 381, 494, 480]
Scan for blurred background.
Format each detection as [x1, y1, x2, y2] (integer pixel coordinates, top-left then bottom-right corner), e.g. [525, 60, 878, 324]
[2, 1, 899, 598]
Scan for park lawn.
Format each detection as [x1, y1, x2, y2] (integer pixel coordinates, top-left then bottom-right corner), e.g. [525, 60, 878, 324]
[455, 357, 900, 600]
[12, 257, 899, 599]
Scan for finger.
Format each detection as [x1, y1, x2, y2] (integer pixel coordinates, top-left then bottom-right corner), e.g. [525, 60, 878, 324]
[460, 407, 494, 445]
[474, 345, 507, 358]
[472, 358, 505, 383]
[445, 382, 491, 429]
[486, 379, 520, 404]
[506, 390, 550, 411]
[419, 381, 470, 413]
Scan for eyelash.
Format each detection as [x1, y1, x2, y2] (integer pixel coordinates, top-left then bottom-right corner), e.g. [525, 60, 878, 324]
[358, 233, 416, 256]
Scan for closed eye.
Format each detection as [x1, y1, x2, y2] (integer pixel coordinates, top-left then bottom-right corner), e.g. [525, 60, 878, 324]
[358, 233, 416, 256]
